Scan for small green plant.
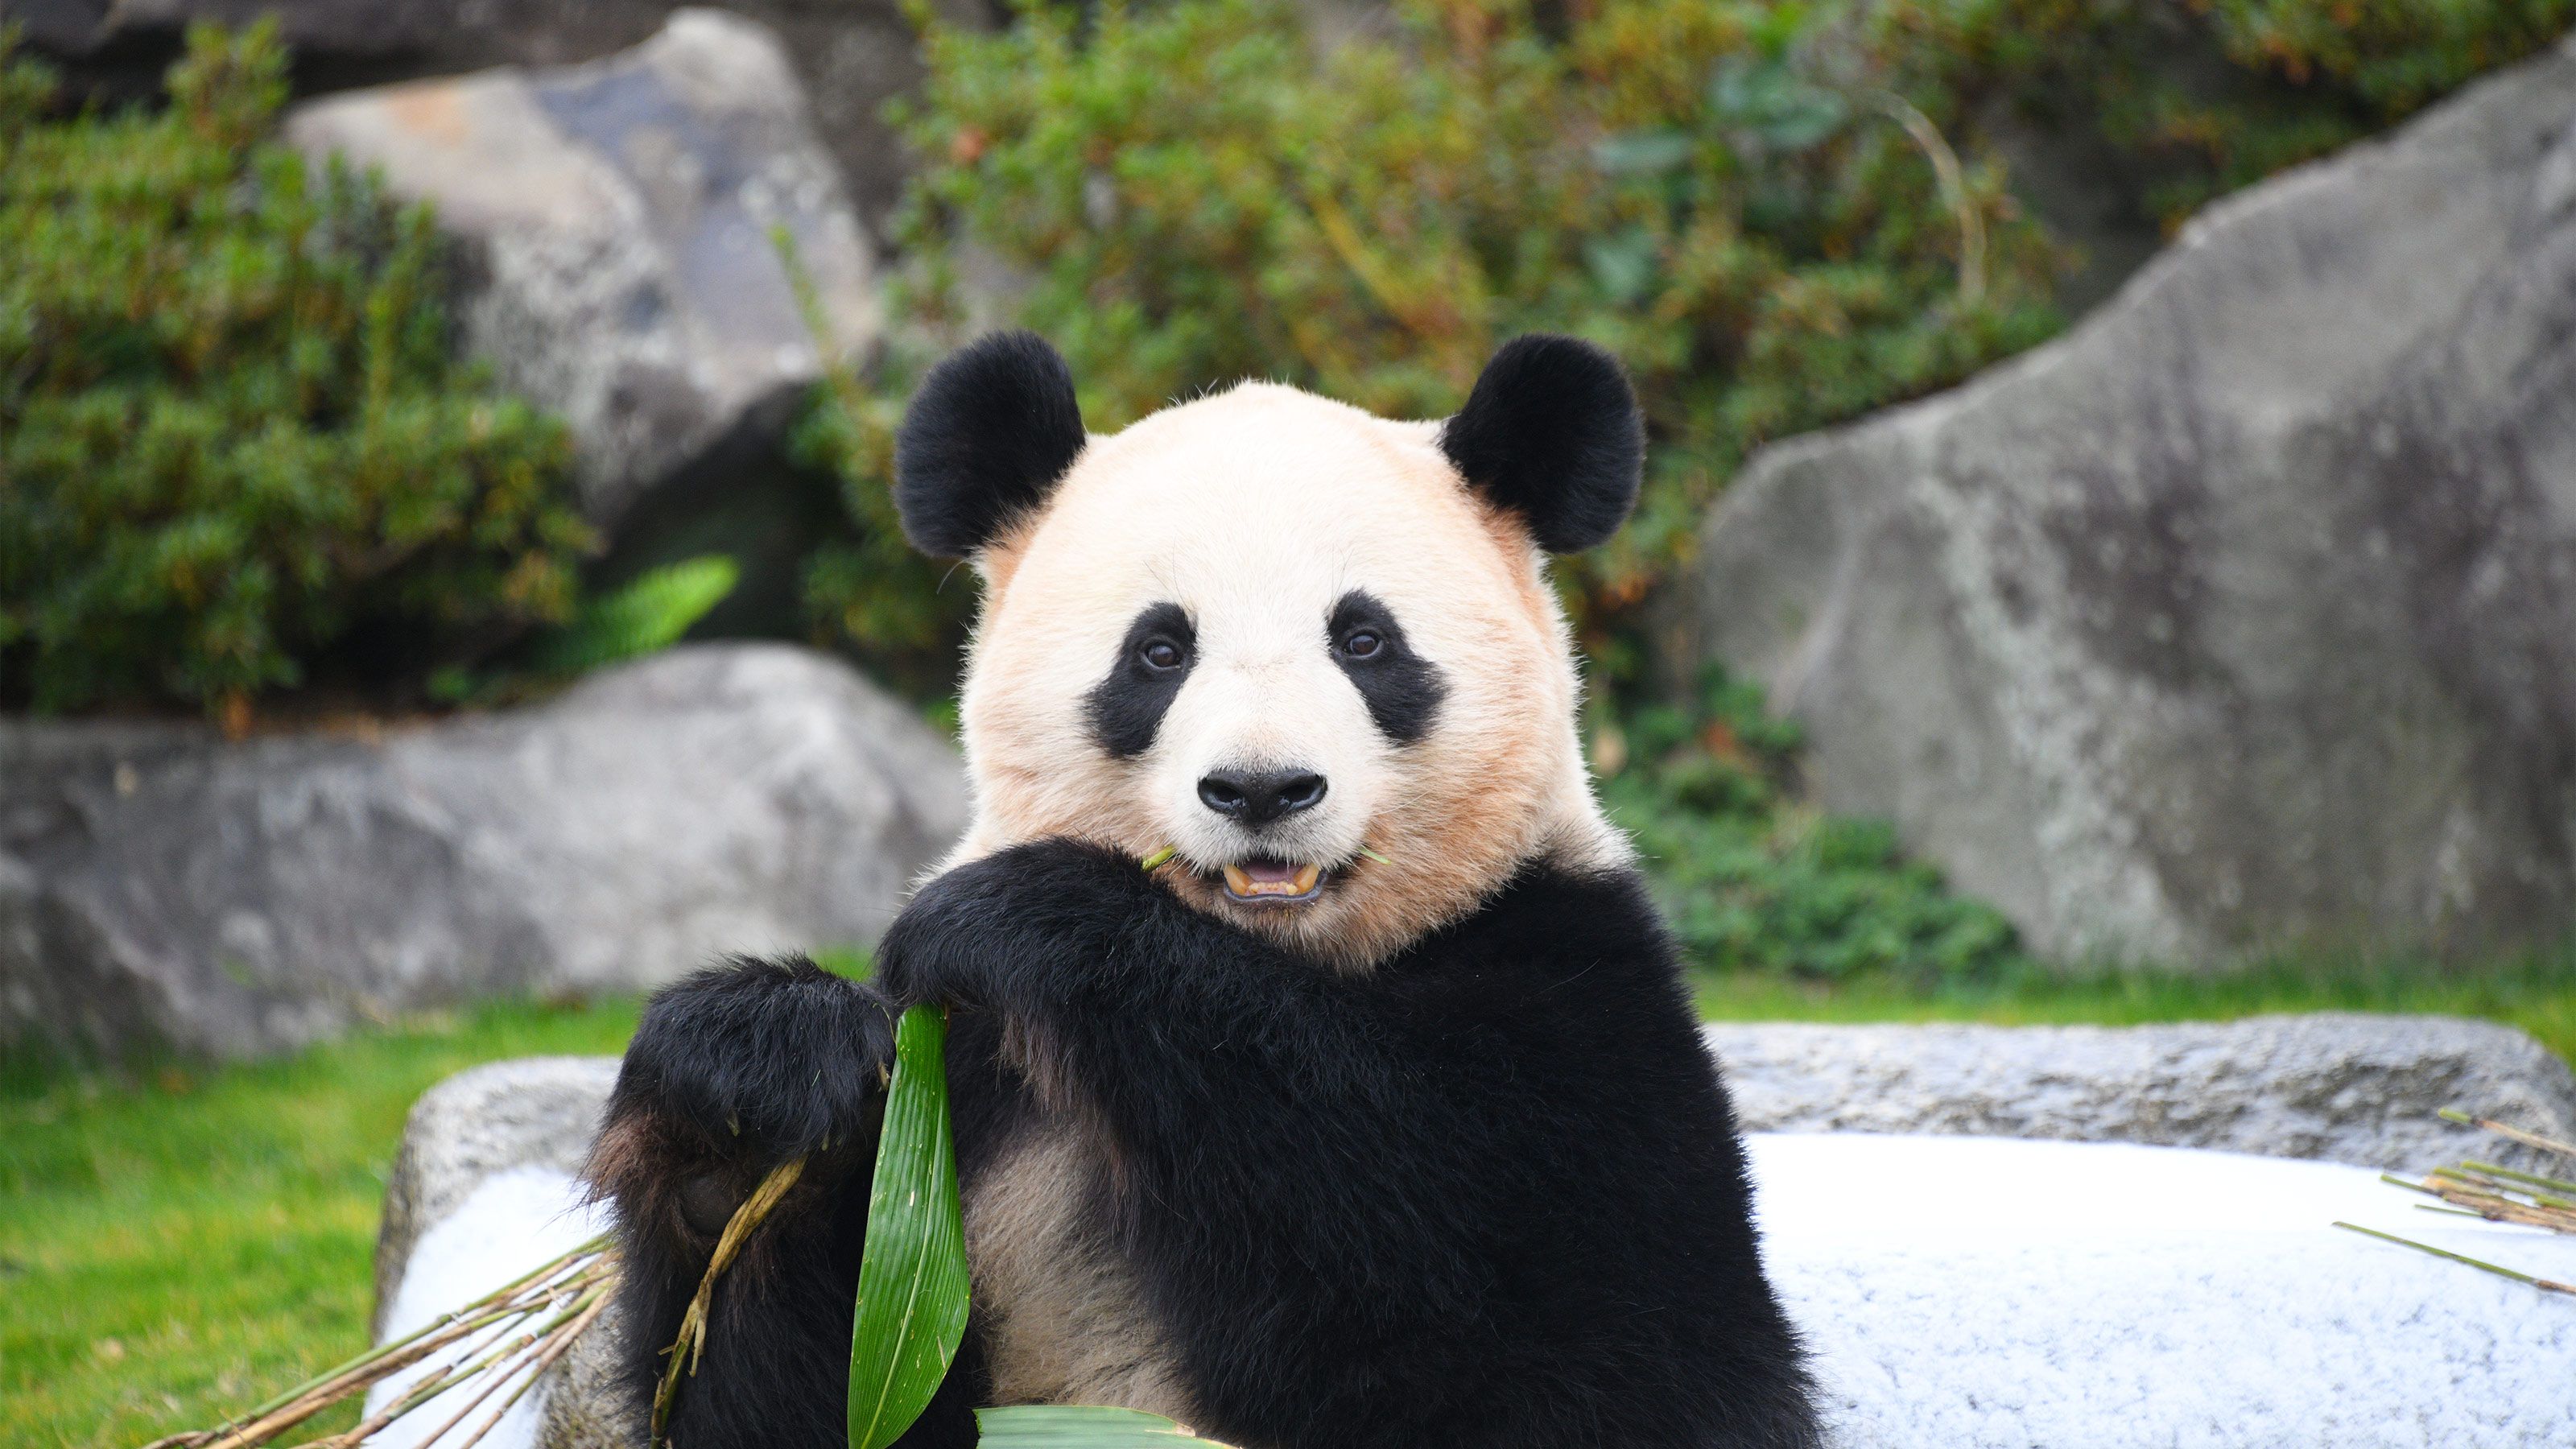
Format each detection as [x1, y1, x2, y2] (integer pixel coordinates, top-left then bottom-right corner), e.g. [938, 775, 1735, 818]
[1600, 668, 2025, 981]
[0, 23, 592, 719]
[430, 554, 741, 704]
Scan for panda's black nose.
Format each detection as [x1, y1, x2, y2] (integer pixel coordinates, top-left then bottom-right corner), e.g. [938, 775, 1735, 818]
[1198, 769, 1327, 826]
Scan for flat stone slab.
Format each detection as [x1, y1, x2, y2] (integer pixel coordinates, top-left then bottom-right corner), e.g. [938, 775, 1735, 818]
[364, 1015, 2576, 1445]
[1710, 1013, 2576, 1174]
[1758, 1133, 2576, 1447]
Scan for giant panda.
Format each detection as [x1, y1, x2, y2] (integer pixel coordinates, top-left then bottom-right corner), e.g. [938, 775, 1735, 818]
[588, 332, 1821, 1449]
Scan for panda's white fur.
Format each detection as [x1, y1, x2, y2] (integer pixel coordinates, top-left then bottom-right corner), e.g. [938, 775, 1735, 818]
[948, 381, 1626, 972]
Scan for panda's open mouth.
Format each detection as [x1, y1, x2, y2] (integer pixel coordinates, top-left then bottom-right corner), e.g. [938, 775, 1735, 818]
[1219, 858, 1326, 905]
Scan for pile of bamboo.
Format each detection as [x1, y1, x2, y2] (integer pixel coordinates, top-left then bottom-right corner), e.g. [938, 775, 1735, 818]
[2335, 1108, 2576, 1297]
[139, 1235, 617, 1449]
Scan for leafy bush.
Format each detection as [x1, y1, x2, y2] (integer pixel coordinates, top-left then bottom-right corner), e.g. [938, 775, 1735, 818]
[1597, 669, 2026, 979]
[1864, 0, 2576, 227]
[0, 23, 592, 718]
[802, 0, 2570, 683]
[803, 0, 2066, 680]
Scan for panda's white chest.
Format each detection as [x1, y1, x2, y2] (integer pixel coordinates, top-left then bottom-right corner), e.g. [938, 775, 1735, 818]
[963, 1119, 1200, 1423]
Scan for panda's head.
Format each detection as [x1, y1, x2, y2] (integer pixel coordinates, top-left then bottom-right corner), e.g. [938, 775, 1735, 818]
[895, 332, 1641, 969]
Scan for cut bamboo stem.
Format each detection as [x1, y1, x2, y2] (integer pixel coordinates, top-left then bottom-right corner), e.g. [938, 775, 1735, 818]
[453, 1287, 612, 1449]
[2333, 1221, 2576, 1295]
[652, 1155, 807, 1446]
[2439, 1108, 2576, 1162]
[2455, 1159, 2576, 1203]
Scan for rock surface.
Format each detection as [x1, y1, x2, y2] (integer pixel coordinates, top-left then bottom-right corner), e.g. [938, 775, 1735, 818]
[1710, 1013, 2576, 1174]
[1662, 35, 2576, 964]
[19, 0, 954, 233]
[0, 644, 966, 1061]
[368, 1019, 2576, 1449]
[371, 1056, 620, 1335]
[283, 10, 881, 531]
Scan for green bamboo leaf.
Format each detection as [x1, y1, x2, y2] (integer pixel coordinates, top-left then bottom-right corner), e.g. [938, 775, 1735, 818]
[848, 1004, 972, 1449]
[973, 1405, 1241, 1447]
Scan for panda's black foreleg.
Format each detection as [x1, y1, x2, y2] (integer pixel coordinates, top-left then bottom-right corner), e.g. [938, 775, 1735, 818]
[585, 956, 984, 1449]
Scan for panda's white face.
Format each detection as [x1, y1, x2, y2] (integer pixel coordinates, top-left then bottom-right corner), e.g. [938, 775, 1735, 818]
[948, 382, 1621, 968]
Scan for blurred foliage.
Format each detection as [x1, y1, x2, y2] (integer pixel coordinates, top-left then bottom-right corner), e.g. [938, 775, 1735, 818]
[0, 23, 591, 718]
[1599, 668, 2026, 978]
[1864, 0, 2576, 227]
[427, 554, 740, 706]
[801, 0, 2573, 684]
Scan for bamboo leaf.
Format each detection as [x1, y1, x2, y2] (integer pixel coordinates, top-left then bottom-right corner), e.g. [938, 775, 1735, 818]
[973, 1405, 1241, 1447]
[848, 1005, 972, 1449]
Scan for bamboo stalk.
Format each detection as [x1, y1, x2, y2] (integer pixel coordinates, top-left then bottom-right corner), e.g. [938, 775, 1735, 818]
[240, 1236, 605, 1423]
[2456, 1159, 2576, 1204]
[141, 1240, 614, 1449]
[2419, 1185, 2576, 1235]
[451, 1287, 613, 1449]
[312, 1278, 613, 1449]
[2334, 1221, 2576, 1294]
[192, 1302, 540, 1449]
[2439, 1108, 2576, 1162]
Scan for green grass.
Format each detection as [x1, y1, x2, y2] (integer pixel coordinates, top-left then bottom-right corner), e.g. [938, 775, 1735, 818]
[0, 995, 641, 1449]
[5, 954, 2572, 1447]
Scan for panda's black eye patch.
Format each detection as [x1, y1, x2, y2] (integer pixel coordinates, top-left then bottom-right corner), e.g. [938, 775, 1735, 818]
[1327, 590, 1444, 744]
[1088, 601, 1195, 758]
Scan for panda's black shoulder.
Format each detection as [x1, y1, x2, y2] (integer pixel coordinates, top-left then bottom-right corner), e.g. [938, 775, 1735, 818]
[1387, 857, 1718, 1078]
[1404, 857, 1683, 999]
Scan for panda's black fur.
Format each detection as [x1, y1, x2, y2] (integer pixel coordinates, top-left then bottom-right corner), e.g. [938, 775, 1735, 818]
[892, 329, 1088, 559]
[591, 335, 1821, 1449]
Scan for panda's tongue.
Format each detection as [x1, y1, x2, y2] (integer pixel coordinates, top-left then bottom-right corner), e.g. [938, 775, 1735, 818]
[1222, 861, 1322, 898]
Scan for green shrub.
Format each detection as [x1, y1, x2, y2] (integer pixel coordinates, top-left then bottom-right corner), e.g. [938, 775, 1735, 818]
[1864, 0, 2576, 227]
[802, 0, 2570, 682]
[0, 23, 592, 718]
[1597, 669, 2026, 979]
[803, 0, 2067, 680]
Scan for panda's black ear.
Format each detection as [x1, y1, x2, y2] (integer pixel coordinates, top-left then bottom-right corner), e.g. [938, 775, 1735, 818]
[1438, 335, 1644, 553]
[893, 331, 1088, 558]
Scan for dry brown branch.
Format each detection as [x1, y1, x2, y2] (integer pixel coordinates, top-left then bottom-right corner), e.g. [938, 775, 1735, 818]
[651, 1155, 808, 1447]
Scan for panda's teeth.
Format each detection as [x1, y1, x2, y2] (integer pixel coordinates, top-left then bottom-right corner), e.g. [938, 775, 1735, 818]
[1220, 861, 1324, 900]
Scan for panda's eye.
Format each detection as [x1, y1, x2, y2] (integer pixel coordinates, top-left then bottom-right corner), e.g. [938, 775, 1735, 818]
[1140, 638, 1186, 671]
[1341, 630, 1383, 659]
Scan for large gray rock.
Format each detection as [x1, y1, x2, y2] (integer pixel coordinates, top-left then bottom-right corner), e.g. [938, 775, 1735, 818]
[0, 644, 966, 1060]
[1709, 1013, 2576, 1174]
[17, 0, 960, 233]
[1662, 35, 2576, 964]
[283, 10, 881, 531]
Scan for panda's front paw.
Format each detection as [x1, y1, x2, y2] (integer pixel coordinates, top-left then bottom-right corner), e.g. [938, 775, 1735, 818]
[588, 956, 895, 1241]
[877, 840, 1154, 1009]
